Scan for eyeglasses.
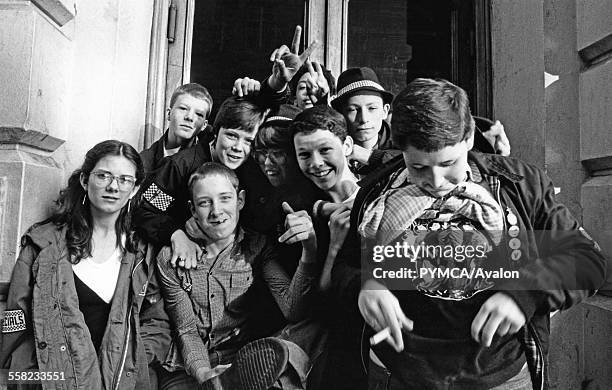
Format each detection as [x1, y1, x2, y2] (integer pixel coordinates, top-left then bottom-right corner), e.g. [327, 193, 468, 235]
[90, 170, 136, 191]
[253, 148, 287, 163]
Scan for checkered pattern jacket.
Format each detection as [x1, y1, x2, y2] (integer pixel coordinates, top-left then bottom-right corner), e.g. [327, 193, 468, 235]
[332, 152, 608, 390]
[135, 81, 288, 246]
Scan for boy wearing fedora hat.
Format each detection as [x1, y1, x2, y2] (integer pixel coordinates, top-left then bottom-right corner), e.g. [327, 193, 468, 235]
[331, 67, 398, 174]
[332, 67, 511, 175]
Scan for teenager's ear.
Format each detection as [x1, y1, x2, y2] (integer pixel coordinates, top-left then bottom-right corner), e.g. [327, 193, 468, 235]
[189, 200, 196, 217]
[193, 120, 208, 137]
[166, 106, 172, 119]
[129, 185, 140, 201]
[343, 135, 354, 157]
[237, 189, 246, 211]
[79, 172, 88, 191]
[383, 103, 391, 118]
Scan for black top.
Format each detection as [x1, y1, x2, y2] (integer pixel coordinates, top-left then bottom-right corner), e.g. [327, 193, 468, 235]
[73, 273, 111, 353]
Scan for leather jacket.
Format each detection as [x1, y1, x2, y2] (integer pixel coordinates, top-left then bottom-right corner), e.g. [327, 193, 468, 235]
[332, 151, 608, 390]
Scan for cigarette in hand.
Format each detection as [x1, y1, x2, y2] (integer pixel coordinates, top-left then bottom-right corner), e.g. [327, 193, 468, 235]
[369, 327, 391, 346]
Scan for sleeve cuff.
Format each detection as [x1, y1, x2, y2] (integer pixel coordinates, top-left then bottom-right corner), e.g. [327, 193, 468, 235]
[499, 289, 541, 321]
[186, 356, 210, 379]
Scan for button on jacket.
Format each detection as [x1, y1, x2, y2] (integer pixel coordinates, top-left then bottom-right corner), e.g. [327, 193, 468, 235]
[332, 151, 609, 390]
[0, 222, 171, 390]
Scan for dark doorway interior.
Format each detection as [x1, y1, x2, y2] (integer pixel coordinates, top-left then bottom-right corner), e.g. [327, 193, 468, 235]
[347, 0, 491, 117]
[191, 0, 305, 119]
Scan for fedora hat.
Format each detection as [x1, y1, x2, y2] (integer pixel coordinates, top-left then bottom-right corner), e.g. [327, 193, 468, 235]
[331, 67, 394, 111]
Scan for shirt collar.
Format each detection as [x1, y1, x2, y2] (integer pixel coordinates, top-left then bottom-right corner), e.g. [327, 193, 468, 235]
[467, 160, 483, 183]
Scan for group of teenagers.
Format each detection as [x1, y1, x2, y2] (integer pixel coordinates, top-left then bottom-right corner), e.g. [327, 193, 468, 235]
[1, 27, 609, 390]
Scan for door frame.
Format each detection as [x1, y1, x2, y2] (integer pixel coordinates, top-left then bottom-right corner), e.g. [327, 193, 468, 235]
[144, 0, 195, 149]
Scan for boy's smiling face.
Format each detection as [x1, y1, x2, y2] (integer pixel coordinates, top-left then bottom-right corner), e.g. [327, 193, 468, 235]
[190, 174, 244, 242]
[293, 129, 352, 192]
[213, 127, 256, 170]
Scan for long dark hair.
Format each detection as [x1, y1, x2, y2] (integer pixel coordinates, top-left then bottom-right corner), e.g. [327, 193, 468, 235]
[49, 140, 145, 264]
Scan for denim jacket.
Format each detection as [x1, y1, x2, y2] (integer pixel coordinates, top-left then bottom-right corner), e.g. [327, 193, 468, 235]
[0, 222, 171, 390]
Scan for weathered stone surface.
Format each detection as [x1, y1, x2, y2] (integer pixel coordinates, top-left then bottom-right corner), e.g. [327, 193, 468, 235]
[582, 297, 612, 389]
[581, 177, 612, 255]
[579, 60, 612, 162]
[544, 0, 586, 219]
[576, 0, 612, 50]
[31, 0, 75, 26]
[550, 307, 584, 390]
[0, 148, 62, 283]
[491, 0, 545, 168]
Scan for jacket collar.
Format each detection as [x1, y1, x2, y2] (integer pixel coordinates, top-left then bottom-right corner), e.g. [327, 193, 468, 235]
[24, 222, 65, 250]
[161, 128, 201, 152]
[468, 151, 524, 183]
[376, 120, 392, 149]
[25, 222, 149, 269]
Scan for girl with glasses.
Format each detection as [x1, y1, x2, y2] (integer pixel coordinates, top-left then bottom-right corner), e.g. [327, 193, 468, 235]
[0, 140, 170, 389]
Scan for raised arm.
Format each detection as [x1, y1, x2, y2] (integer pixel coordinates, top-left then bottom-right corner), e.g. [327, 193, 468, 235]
[261, 203, 319, 322]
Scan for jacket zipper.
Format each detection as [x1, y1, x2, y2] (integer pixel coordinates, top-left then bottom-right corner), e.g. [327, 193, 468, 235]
[55, 257, 79, 386]
[112, 256, 143, 390]
[112, 309, 131, 390]
[492, 178, 508, 235]
[493, 176, 544, 390]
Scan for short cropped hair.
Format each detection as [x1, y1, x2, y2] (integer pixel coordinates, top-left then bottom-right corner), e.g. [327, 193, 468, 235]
[289, 105, 348, 142]
[391, 78, 475, 152]
[188, 162, 240, 202]
[212, 96, 267, 137]
[169, 83, 213, 118]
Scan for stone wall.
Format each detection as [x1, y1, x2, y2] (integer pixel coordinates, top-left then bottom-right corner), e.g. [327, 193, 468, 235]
[0, 0, 154, 284]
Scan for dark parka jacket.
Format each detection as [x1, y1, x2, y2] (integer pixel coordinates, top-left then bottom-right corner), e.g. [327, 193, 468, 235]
[331, 152, 609, 390]
[0, 223, 171, 390]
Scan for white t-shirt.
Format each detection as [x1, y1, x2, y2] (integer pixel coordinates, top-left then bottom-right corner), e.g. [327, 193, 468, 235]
[72, 247, 122, 303]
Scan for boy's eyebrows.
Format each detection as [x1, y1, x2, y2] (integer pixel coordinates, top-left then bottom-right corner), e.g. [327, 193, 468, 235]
[194, 191, 234, 199]
[296, 139, 335, 150]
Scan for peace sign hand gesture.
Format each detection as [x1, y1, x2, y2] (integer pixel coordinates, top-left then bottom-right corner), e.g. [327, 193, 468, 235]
[304, 60, 331, 105]
[268, 26, 320, 91]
